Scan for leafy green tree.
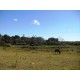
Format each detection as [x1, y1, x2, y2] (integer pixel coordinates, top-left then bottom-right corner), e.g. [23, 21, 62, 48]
[47, 37, 58, 45]
[3, 34, 10, 43]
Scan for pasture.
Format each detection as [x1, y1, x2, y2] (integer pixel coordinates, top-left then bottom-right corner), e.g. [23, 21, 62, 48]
[0, 45, 80, 70]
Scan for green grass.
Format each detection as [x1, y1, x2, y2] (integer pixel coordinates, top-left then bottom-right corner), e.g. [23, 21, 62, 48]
[0, 45, 80, 70]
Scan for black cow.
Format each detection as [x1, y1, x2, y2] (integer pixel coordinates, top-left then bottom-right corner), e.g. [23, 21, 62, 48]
[55, 49, 61, 54]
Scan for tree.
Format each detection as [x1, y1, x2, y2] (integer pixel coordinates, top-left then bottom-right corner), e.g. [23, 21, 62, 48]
[0, 34, 5, 46]
[29, 36, 45, 46]
[36, 37, 45, 45]
[10, 35, 21, 45]
[47, 37, 59, 45]
[20, 35, 26, 45]
[3, 34, 10, 43]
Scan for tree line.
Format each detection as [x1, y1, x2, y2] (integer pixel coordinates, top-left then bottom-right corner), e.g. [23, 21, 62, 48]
[0, 34, 59, 46]
[0, 34, 80, 46]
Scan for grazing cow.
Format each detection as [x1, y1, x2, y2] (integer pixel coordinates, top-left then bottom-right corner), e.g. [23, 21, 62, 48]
[55, 49, 61, 54]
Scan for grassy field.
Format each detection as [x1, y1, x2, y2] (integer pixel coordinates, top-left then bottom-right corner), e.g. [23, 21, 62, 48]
[0, 45, 80, 70]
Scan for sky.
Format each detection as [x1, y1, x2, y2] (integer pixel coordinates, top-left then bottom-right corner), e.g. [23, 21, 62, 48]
[0, 10, 80, 41]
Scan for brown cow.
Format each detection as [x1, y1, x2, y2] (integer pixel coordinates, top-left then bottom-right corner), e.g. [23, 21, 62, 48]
[55, 49, 61, 54]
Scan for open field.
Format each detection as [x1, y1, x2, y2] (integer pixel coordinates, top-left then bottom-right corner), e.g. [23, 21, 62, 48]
[0, 45, 80, 70]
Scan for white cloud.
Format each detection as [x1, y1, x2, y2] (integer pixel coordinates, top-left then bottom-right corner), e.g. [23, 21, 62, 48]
[13, 18, 18, 22]
[33, 19, 40, 26]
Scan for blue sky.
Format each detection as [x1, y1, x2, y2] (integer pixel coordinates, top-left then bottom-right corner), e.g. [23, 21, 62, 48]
[0, 10, 80, 41]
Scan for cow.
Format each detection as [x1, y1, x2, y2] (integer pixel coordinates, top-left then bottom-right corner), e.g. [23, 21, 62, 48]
[55, 49, 61, 54]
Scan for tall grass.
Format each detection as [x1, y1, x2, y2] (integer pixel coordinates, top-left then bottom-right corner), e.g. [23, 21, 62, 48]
[0, 45, 80, 70]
